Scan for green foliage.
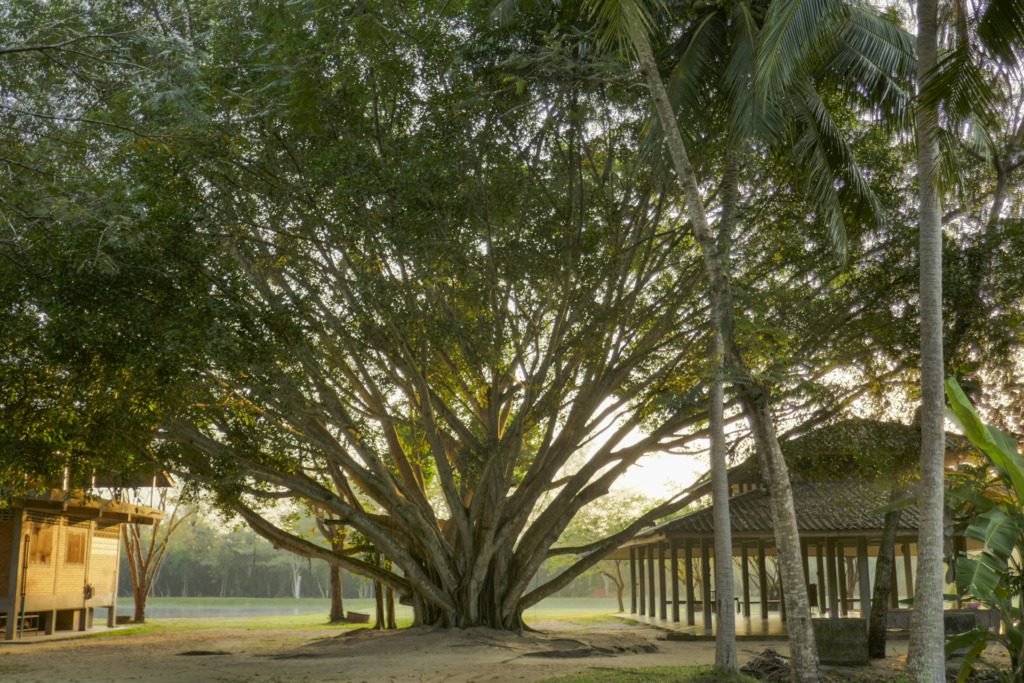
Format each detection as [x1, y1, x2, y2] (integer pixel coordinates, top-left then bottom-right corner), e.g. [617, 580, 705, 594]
[945, 377, 1024, 683]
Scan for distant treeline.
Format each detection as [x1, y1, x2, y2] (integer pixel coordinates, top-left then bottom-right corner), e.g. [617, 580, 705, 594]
[118, 515, 613, 600]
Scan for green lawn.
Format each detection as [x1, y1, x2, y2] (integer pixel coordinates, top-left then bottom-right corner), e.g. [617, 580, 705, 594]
[102, 596, 620, 635]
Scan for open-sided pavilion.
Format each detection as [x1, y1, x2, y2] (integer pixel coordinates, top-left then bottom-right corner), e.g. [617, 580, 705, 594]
[609, 419, 978, 637]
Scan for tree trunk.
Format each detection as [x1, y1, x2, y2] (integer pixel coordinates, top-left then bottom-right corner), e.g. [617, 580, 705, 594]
[869, 492, 901, 658]
[133, 587, 147, 623]
[374, 580, 385, 630]
[908, 0, 947, 677]
[711, 327, 737, 671]
[634, 33, 818, 681]
[329, 564, 346, 623]
[386, 586, 397, 630]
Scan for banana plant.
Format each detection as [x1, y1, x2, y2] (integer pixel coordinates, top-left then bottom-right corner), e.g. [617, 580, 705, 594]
[945, 377, 1024, 683]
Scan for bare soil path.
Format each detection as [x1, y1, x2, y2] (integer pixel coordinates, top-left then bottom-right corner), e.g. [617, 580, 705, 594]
[0, 618, 910, 683]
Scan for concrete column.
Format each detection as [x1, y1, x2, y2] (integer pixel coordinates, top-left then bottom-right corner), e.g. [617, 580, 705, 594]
[701, 538, 712, 632]
[757, 539, 768, 620]
[670, 540, 680, 623]
[647, 544, 656, 618]
[890, 543, 900, 609]
[837, 542, 849, 616]
[658, 543, 667, 620]
[684, 540, 695, 626]
[629, 547, 637, 614]
[741, 544, 751, 618]
[902, 542, 914, 599]
[815, 543, 827, 616]
[826, 537, 839, 619]
[857, 537, 871, 617]
[638, 545, 646, 616]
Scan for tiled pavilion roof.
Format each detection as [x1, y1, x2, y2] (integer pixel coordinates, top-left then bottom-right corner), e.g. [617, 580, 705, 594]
[635, 479, 919, 541]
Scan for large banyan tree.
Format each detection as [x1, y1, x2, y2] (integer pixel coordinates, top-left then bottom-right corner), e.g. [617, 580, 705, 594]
[16, 2, 714, 628]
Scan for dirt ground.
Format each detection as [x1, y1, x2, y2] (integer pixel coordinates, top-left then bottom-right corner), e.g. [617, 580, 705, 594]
[0, 618, 915, 683]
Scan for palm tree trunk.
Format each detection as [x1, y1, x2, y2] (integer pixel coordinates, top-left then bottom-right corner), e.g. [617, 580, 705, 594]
[908, 0, 946, 678]
[634, 33, 817, 681]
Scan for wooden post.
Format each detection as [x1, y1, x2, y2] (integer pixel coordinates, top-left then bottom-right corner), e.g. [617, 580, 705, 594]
[837, 542, 848, 617]
[857, 537, 871, 617]
[629, 547, 637, 614]
[701, 538, 713, 632]
[890, 545, 900, 609]
[684, 540, 696, 626]
[800, 538, 811, 613]
[815, 543, 826, 616]
[826, 537, 839, 619]
[108, 528, 122, 628]
[670, 540, 680, 623]
[901, 542, 914, 599]
[741, 543, 751, 618]
[757, 539, 768, 620]
[648, 543, 656, 618]
[638, 545, 646, 616]
[5, 511, 25, 641]
[658, 543, 667, 620]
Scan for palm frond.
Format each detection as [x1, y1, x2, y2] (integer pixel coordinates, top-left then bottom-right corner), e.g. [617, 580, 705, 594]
[667, 12, 726, 127]
[921, 47, 999, 130]
[827, 5, 915, 130]
[582, 0, 664, 57]
[757, 0, 848, 104]
[783, 82, 891, 261]
[978, 0, 1024, 64]
[724, 1, 761, 142]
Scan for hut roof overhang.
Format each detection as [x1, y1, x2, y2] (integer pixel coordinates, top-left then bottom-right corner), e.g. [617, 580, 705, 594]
[5, 489, 163, 524]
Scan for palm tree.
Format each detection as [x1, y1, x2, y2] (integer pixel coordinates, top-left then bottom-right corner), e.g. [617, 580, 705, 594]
[906, 0, 945, 677]
[578, 0, 914, 678]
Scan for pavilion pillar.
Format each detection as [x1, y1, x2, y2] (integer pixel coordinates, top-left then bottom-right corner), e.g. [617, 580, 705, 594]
[647, 543, 657, 618]
[629, 547, 637, 613]
[800, 539, 811, 613]
[901, 542, 914, 600]
[826, 537, 839, 619]
[779, 557, 787, 623]
[701, 538, 713, 632]
[740, 543, 751, 618]
[815, 543, 827, 616]
[670, 540, 680, 623]
[638, 545, 646, 616]
[757, 539, 768, 621]
[837, 542, 849, 616]
[684, 540, 696, 626]
[857, 537, 871, 617]
[890, 547, 900, 609]
[658, 543, 667, 620]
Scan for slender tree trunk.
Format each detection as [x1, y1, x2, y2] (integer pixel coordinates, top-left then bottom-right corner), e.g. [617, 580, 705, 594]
[634, 34, 817, 680]
[133, 587, 147, 623]
[869, 492, 901, 658]
[711, 319, 737, 671]
[908, 0, 946, 678]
